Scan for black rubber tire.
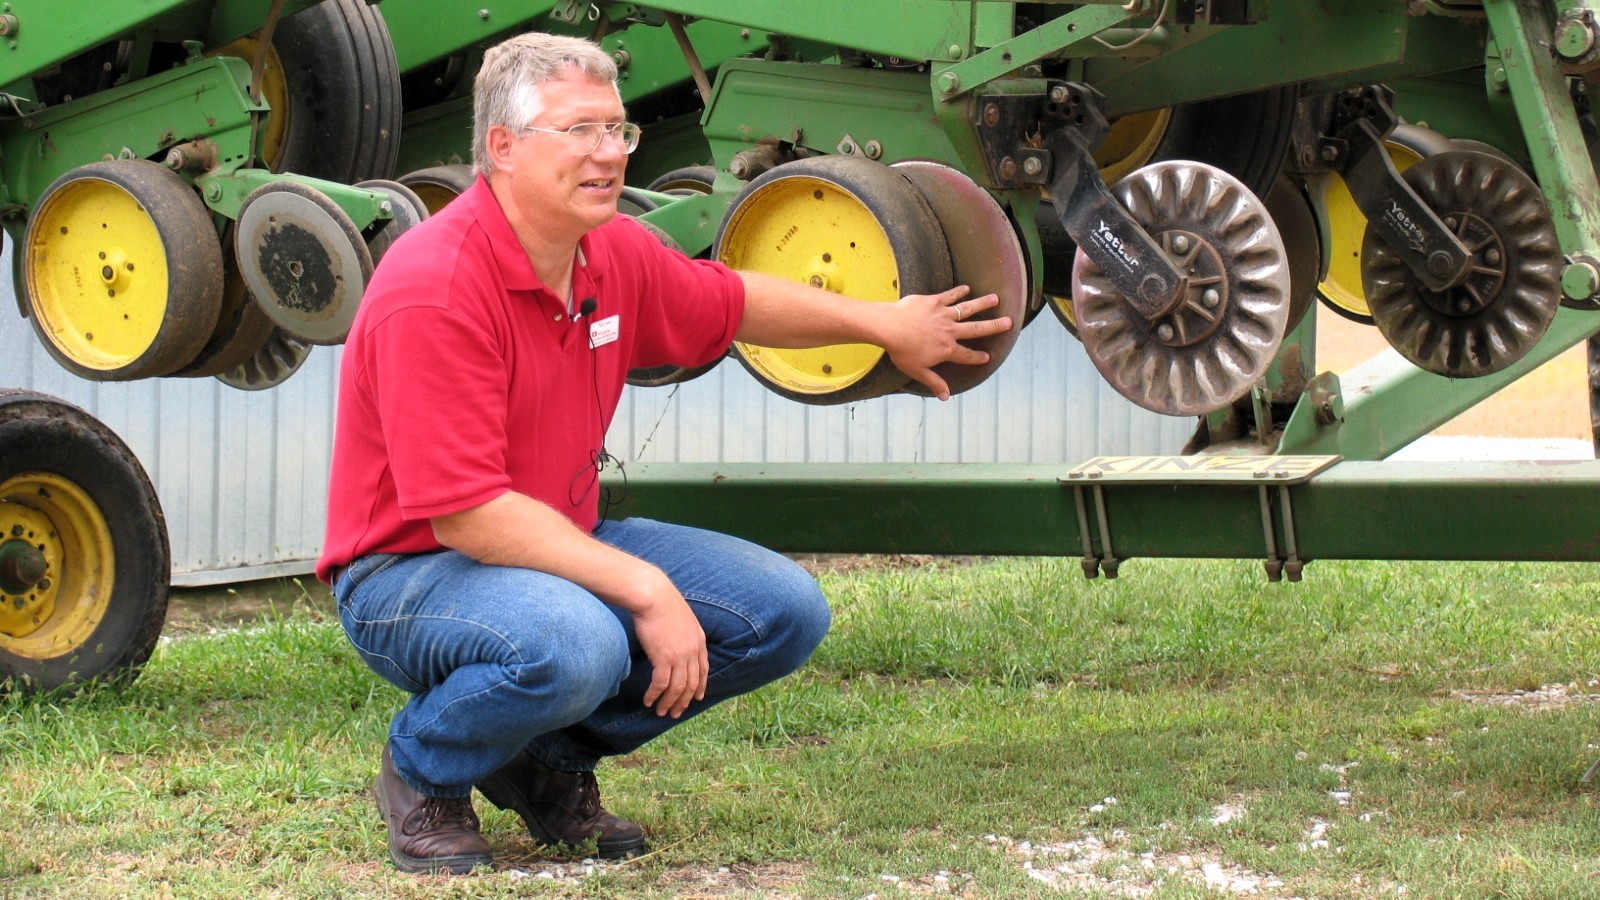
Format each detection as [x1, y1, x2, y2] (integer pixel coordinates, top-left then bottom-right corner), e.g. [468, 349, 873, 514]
[646, 166, 717, 196]
[397, 164, 477, 215]
[354, 179, 429, 267]
[266, 0, 402, 182]
[716, 155, 952, 405]
[23, 160, 224, 381]
[0, 392, 169, 694]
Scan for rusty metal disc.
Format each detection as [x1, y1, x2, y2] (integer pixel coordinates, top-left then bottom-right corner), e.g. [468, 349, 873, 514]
[235, 180, 374, 346]
[1071, 160, 1291, 416]
[891, 160, 1027, 398]
[354, 178, 428, 268]
[1362, 150, 1561, 379]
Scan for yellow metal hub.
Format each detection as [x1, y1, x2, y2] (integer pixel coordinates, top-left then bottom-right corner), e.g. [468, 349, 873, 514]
[26, 177, 171, 372]
[722, 176, 902, 394]
[211, 37, 290, 169]
[0, 473, 115, 659]
[1095, 108, 1174, 185]
[1318, 141, 1429, 321]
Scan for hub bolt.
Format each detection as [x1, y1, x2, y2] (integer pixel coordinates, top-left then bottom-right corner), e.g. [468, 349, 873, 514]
[1156, 322, 1175, 342]
[1171, 234, 1190, 254]
[1201, 288, 1220, 308]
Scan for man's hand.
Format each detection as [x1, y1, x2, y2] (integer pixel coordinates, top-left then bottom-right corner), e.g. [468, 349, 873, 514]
[631, 580, 709, 718]
[883, 284, 1012, 401]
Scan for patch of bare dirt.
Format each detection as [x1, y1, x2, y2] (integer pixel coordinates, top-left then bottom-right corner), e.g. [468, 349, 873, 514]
[1449, 681, 1600, 709]
[790, 554, 984, 576]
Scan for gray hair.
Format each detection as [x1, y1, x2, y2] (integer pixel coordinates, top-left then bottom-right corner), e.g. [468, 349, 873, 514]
[472, 33, 619, 176]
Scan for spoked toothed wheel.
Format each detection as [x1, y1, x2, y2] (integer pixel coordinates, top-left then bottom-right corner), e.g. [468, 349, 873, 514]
[0, 392, 169, 694]
[1039, 88, 1296, 339]
[215, 330, 313, 391]
[1315, 124, 1453, 325]
[211, 0, 401, 182]
[716, 155, 952, 404]
[24, 160, 224, 381]
[1071, 160, 1291, 416]
[235, 180, 375, 346]
[1363, 150, 1562, 378]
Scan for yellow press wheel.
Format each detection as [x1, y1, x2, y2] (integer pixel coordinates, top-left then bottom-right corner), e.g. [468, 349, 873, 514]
[715, 155, 952, 404]
[24, 160, 224, 381]
[1315, 123, 1453, 324]
[0, 392, 168, 693]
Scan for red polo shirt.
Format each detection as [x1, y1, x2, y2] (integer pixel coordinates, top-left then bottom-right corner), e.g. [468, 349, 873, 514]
[316, 177, 744, 582]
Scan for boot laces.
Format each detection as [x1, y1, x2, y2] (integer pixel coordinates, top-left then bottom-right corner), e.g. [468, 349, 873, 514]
[407, 795, 478, 836]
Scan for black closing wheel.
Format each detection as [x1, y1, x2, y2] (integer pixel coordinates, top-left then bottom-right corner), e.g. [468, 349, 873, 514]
[1072, 160, 1291, 416]
[1363, 150, 1562, 379]
[397, 164, 477, 215]
[646, 166, 718, 196]
[214, 0, 402, 182]
[626, 221, 724, 388]
[353, 179, 429, 267]
[0, 392, 169, 694]
[235, 180, 375, 345]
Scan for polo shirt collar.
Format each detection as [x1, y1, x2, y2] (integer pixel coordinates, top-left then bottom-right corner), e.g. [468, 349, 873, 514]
[461, 175, 612, 297]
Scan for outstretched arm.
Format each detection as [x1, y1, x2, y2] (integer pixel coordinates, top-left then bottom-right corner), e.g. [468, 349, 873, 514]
[733, 271, 1013, 401]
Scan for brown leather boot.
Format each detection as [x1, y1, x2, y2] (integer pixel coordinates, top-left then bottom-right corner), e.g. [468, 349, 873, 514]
[373, 745, 493, 874]
[475, 750, 647, 859]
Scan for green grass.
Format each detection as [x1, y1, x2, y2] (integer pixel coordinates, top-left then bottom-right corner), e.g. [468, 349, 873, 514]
[4, 558, 1600, 897]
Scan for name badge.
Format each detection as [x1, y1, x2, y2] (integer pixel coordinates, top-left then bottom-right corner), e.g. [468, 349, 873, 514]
[588, 314, 620, 349]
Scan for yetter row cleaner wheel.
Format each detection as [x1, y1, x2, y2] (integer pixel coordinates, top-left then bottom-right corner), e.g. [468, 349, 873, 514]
[1315, 124, 1452, 325]
[23, 160, 224, 381]
[1071, 160, 1291, 416]
[0, 392, 169, 694]
[717, 155, 950, 404]
[1363, 149, 1561, 379]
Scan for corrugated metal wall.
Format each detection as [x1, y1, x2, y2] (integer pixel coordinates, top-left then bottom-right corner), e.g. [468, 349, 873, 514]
[0, 246, 1193, 584]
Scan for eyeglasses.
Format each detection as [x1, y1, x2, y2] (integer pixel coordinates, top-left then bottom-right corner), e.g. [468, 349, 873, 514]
[519, 121, 642, 155]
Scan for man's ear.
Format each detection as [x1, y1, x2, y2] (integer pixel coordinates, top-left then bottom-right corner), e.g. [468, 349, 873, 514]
[484, 124, 518, 171]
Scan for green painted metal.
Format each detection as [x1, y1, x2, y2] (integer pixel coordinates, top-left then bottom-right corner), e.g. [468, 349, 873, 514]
[379, 0, 557, 72]
[607, 459, 1600, 566]
[617, 1, 973, 63]
[1278, 309, 1600, 460]
[0, 0, 324, 88]
[1482, 0, 1600, 275]
[194, 167, 389, 228]
[699, 59, 961, 167]
[0, 55, 261, 212]
[1086, 5, 1484, 115]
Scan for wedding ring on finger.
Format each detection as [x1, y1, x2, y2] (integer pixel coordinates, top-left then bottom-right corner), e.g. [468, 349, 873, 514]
[955, 302, 965, 321]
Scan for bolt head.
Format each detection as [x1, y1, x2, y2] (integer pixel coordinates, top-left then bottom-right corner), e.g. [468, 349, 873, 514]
[1202, 288, 1220, 308]
[1021, 156, 1043, 176]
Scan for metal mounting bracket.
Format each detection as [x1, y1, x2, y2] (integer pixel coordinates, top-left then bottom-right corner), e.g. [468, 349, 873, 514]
[1063, 455, 1342, 581]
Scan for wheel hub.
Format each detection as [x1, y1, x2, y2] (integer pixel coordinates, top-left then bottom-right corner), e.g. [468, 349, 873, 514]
[1415, 211, 1506, 318]
[1148, 230, 1230, 348]
[0, 501, 63, 641]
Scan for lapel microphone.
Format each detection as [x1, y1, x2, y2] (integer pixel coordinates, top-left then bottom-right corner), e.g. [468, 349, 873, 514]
[574, 297, 597, 322]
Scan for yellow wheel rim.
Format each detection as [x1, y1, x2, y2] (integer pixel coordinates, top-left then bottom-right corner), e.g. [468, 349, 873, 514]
[409, 182, 465, 216]
[1318, 141, 1428, 319]
[211, 37, 290, 169]
[0, 473, 115, 660]
[722, 176, 901, 394]
[26, 177, 172, 372]
[1095, 108, 1174, 185]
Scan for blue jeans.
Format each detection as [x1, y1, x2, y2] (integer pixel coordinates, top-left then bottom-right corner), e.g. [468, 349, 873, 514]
[334, 517, 830, 798]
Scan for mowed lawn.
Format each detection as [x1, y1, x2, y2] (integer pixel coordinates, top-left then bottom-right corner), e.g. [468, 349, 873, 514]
[3, 555, 1599, 898]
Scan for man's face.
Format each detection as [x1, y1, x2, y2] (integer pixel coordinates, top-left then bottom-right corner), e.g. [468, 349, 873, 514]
[500, 71, 628, 239]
